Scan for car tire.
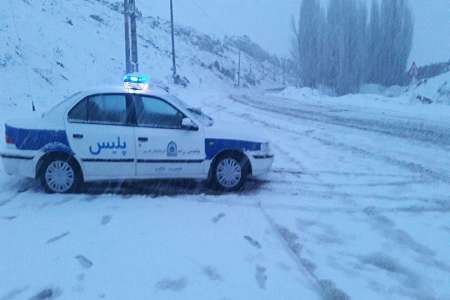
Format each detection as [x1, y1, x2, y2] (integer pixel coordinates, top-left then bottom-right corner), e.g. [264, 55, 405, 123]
[39, 155, 82, 194]
[209, 153, 250, 192]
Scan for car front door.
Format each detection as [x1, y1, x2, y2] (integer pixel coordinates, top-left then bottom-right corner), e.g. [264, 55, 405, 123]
[65, 93, 136, 180]
[133, 95, 205, 179]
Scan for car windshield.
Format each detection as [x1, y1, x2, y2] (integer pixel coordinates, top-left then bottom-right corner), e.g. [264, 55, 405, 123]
[42, 91, 82, 117]
[167, 95, 214, 126]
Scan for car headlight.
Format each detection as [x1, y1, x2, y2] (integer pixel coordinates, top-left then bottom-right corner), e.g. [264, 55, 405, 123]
[260, 142, 271, 154]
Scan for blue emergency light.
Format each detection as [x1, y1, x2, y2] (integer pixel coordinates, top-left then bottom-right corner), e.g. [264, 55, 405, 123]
[123, 73, 149, 90]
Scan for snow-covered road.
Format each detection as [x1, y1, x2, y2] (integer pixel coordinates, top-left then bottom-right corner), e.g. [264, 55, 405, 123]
[1, 89, 449, 300]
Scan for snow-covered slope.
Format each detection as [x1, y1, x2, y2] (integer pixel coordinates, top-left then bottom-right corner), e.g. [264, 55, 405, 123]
[0, 0, 282, 113]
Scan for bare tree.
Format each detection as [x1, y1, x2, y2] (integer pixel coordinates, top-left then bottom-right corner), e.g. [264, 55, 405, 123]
[290, 0, 413, 95]
[379, 0, 414, 86]
[291, 0, 322, 88]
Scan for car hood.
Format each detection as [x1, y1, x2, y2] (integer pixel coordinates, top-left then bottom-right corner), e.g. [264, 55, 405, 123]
[204, 121, 268, 144]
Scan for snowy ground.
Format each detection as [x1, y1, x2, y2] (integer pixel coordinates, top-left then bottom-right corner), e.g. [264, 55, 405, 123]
[1, 87, 450, 300]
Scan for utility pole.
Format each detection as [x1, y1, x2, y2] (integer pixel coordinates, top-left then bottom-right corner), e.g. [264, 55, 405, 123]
[124, 0, 139, 73]
[170, 0, 177, 81]
[124, 0, 131, 73]
[237, 50, 241, 87]
[130, 0, 138, 72]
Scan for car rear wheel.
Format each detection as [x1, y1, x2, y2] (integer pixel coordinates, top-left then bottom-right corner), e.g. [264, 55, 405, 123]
[40, 157, 81, 193]
[210, 154, 249, 192]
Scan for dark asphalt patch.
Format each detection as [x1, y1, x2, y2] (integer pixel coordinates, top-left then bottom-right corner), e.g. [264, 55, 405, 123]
[28, 288, 61, 300]
[319, 280, 351, 300]
[203, 266, 223, 281]
[46, 232, 70, 244]
[155, 277, 187, 292]
[244, 235, 262, 249]
[100, 215, 112, 225]
[75, 255, 93, 269]
[212, 213, 225, 223]
[255, 265, 268, 289]
[0, 287, 28, 300]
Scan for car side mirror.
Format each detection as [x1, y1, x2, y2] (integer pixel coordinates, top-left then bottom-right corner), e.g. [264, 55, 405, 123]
[181, 118, 199, 131]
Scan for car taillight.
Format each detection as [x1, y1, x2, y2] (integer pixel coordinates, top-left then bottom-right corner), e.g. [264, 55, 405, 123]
[5, 135, 14, 144]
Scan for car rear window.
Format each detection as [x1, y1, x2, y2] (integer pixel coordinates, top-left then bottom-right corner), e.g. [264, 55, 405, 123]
[68, 94, 128, 125]
[68, 98, 88, 122]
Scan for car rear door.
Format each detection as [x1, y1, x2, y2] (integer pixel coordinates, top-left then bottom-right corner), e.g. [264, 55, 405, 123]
[65, 93, 136, 180]
[132, 95, 205, 179]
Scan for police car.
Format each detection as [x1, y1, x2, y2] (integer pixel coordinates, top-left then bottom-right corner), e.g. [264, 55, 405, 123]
[1, 75, 274, 193]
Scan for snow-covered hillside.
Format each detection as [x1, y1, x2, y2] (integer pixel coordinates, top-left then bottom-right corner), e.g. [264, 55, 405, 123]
[0, 0, 282, 113]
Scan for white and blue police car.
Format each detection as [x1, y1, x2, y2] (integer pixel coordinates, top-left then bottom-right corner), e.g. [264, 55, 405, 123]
[1, 75, 274, 193]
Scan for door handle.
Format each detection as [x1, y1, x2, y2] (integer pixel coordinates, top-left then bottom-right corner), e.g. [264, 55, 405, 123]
[73, 134, 84, 139]
[138, 137, 149, 142]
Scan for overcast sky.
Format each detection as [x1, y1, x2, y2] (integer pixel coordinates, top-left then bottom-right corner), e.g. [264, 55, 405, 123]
[139, 0, 449, 66]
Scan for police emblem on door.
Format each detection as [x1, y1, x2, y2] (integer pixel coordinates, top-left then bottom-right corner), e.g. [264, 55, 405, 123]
[167, 141, 178, 157]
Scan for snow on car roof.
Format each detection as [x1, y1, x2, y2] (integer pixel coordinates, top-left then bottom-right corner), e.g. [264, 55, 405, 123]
[79, 85, 169, 98]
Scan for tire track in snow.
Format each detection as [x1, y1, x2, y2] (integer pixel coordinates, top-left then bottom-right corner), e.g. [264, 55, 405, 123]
[201, 103, 450, 215]
[258, 201, 351, 300]
[195, 194, 450, 214]
[0, 186, 32, 208]
[203, 101, 351, 296]
[226, 95, 450, 185]
[231, 94, 450, 148]
[312, 136, 450, 184]
[204, 100, 449, 208]
[207, 101, 358, 203]
[203, 101, 343, 193]
[205, 94, 450, 298]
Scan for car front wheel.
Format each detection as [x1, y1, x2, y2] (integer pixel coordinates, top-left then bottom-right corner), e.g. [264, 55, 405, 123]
[40, 156, 81, 193]
[210, 154, 249, 192]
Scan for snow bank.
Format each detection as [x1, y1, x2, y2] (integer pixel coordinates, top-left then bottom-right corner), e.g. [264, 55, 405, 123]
[268, 79, 450, 127]
[408, 71, 450, 104]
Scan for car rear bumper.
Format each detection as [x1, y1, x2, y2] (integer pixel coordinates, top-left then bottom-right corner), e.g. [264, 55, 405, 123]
[1, 153, 35, 178]
[250, 154, 274, 176]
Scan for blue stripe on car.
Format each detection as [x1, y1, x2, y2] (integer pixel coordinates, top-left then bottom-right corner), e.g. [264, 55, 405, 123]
[6, 125, 72, 154]
[205, 138, 261, 160]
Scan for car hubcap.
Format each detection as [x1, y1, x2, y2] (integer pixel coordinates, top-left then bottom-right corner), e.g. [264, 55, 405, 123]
[216, 158, 242, 188]
[45, 160, 75, 193]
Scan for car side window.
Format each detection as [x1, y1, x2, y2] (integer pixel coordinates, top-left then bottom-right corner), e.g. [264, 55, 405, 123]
[88, 95, 128, 124]
[68, 98, 88, 122]
[135, 96, 185, 129]
[68, 94, 128, 125]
